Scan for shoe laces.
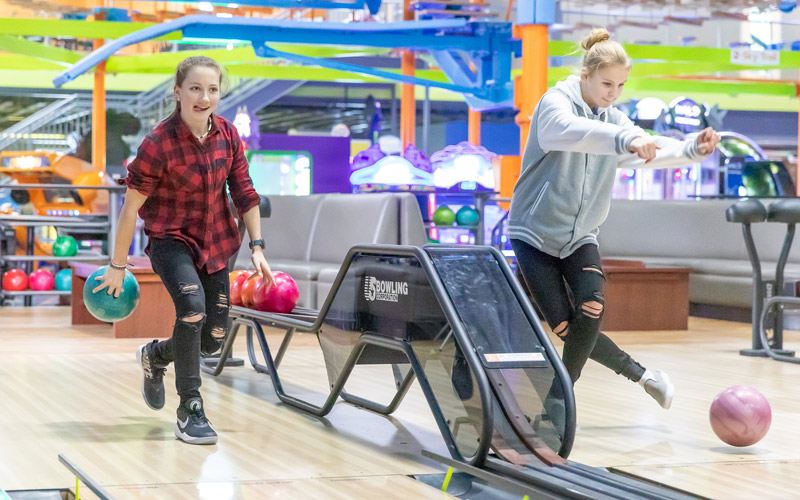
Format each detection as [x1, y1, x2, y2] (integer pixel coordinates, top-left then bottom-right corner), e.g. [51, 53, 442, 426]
[142, 352, 166, 380]
[188, 407, 211, 427]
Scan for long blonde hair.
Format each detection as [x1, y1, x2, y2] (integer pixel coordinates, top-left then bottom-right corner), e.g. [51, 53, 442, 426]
[580, 28, 631, 76]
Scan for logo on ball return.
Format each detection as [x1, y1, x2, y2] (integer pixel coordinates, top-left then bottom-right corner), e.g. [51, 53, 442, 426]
[364, 276, 408, 302]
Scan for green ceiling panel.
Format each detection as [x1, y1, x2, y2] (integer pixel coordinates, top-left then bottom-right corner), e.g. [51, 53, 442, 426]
[0, 35, 82, 66]
[0, 54, 66, 71]
[0, 18, 181, 40]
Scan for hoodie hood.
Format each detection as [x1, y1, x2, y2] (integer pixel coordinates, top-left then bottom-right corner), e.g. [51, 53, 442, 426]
[553, 75, 610, 118]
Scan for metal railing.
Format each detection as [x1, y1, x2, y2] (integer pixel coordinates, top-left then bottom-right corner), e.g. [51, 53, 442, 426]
[59, 454, 116, 500]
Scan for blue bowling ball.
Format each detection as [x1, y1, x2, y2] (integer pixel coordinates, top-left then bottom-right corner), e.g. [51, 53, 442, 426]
[54, 269, 72, 291]
[83, 266, 140, 322]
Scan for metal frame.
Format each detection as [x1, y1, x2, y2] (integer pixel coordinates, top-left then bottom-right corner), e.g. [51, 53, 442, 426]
[201, 244, 702, 499]
[53, 15, 518, 110]
[209, 244, 579, 461]
[733, 206, 797, 358]
[58, 454, 116, 500]
[152, 0, 383, 14]
[205, 244, 509, 464]
[760, 297, 800, 364]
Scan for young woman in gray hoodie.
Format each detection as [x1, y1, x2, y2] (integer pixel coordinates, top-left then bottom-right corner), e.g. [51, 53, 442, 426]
[509, 28, 720, 415]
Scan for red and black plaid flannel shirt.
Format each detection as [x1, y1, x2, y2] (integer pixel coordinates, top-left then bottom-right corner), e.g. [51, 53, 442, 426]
[126, 112, 260, 273]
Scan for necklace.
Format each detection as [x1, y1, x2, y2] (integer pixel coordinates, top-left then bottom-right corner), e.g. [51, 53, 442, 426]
[194, 117, 212, 140]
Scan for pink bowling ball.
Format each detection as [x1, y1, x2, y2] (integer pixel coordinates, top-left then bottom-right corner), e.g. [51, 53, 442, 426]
[253, 271, 299, 313]
[709, 385, 772, 447]
[29, 269, 55, 291]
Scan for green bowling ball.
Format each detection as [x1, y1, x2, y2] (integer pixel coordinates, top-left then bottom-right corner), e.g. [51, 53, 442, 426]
[433, 206, 456, 226]
[52, 235, 78, 257]
[456, 206, 480, 226]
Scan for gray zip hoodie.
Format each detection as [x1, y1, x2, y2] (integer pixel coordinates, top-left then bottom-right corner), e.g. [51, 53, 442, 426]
[508, 75, 707, 258]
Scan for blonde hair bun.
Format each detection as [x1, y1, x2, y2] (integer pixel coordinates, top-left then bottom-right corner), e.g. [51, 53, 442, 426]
[580, 27, 631, 75]
[580, 27, 611, 52]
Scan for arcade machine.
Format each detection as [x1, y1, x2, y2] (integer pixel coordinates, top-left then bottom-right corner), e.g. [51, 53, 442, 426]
[427, 141, 499, 245]
[0, 151, 106, 260]
[715, 132, 795, 197]
[611, 97, 793, 199]
[348, 140, 504, 246]
[349, 142, 436, 193]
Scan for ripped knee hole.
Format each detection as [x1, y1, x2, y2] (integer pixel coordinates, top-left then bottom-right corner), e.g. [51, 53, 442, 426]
[180, 313, 205, 323]
[582, 265, 604, 278]
[179, 283, 200, 295]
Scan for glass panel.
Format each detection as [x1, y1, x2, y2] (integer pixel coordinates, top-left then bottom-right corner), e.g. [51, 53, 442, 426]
[318, 251, 484, 459]
[428, 248, 568, 454]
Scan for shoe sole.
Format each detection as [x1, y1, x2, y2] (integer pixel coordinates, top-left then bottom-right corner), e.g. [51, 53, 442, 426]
[175, 424, 218, 445]
[659, 372, 675, 410]
[136, 345, 165, 411]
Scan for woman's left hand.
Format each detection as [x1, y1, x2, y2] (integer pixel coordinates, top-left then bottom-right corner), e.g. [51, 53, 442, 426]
[696, 127, 721, 155]
[251, 250, 275, 290]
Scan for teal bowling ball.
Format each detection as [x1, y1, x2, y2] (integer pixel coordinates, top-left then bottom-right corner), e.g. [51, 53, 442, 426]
[456, 206, 480, 226]
[83, 266, 140, 322]
[54, 269, 72, 291]
[433, 206, 456, 226]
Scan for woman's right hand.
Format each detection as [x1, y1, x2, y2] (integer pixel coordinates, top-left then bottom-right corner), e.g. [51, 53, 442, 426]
[92, 266, 126, 298]
[628, 136, 659, 163]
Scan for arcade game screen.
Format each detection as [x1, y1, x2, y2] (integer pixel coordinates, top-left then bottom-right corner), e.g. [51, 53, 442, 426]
[724, 159, 795, 197]
[245, 151, 311, 196]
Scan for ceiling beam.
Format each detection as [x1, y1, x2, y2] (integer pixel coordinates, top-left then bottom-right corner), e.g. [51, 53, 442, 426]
[0, 18, 181, 40]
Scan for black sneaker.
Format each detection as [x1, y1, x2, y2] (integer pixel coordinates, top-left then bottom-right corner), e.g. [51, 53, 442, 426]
[175, 397, 218, 445]
[200, 333, 222, 358]
[136, 341, 166, 410]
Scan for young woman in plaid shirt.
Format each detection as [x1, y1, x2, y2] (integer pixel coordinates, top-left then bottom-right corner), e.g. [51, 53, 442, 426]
[95, 56, 275, 445]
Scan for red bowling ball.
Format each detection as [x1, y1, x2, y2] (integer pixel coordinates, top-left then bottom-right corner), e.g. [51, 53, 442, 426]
[240, 273, 261, 309]
[29, 269, 55, 291]
[229, 270, 250, 306]
[253, 271, 299, 313]
[2, 269, 28, 291]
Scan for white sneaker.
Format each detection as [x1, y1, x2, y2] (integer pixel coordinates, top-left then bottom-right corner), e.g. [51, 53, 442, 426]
[640, 370, 674, 409]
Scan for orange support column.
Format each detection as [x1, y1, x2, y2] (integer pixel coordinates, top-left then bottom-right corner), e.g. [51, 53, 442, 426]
[496, 23, 548, 206]
[401, 52, 416, 148]
[92, 39, 106, 172]
[468, 109, 481, 145]
[400, 0, 416, 148]
[514, 23, 548, 155]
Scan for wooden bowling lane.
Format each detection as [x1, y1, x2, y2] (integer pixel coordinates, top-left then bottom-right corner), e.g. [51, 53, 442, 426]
[4, 307, 800, 499]
[0, 307, 452, 498]
[612, 460, 800, 500]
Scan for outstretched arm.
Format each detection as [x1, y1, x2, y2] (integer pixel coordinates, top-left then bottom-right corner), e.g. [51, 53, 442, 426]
[618, 127, 720, 170]
[536, 92, 648, 155]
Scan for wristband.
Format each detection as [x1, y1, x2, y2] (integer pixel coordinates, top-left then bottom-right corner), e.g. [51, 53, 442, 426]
[109, 261, 127, 271]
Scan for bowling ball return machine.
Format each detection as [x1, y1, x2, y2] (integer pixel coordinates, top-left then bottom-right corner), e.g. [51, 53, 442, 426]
[206, 244, 703, 499]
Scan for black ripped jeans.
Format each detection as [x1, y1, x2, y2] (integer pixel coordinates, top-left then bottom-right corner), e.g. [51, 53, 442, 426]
[511, 239, 645, 396]
[147, 238, 230, 402]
